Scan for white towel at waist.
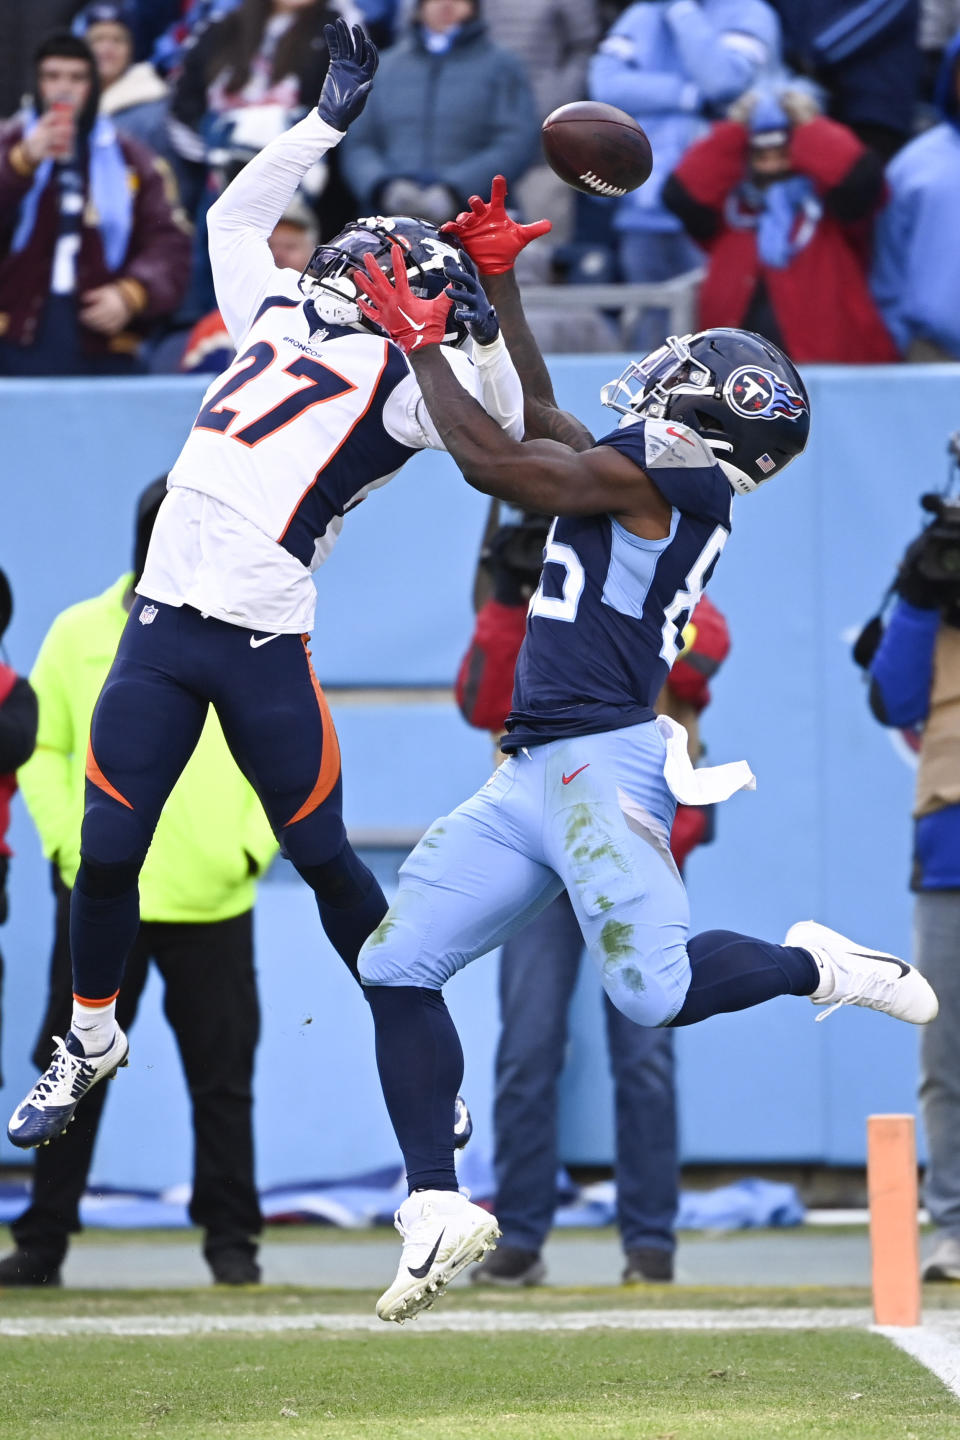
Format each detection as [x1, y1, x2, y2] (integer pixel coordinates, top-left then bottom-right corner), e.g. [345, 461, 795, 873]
[655, 714, 756, 806]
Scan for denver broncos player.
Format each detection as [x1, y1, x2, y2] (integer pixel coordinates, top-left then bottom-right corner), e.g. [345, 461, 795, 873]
[7, 23, 520, 1150]
[350, 178, 939, 1323]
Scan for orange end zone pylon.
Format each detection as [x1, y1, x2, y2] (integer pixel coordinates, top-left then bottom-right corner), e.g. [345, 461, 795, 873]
[867, 1114, 921, 1327]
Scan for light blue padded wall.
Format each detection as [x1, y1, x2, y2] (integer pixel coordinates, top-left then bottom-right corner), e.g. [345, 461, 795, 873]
[1, 362, 956, 1184]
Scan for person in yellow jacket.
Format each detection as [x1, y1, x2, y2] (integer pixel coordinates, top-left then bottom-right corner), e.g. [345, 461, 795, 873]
[0, 478, 277, 1288]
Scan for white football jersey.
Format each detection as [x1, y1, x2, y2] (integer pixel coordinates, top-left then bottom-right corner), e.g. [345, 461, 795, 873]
[139, 112, 523, 633]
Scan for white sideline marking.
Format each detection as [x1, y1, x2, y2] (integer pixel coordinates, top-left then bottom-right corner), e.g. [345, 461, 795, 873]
[4, 1307, 960, 1405]
[0, 1307, 873, 1338]
[876, 1322, 960, 1401]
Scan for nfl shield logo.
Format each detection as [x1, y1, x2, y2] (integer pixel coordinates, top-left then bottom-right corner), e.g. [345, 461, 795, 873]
[139, 604, 158, 626]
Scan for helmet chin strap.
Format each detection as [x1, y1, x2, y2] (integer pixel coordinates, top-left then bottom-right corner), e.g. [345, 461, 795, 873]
[718, 457, 762, 495]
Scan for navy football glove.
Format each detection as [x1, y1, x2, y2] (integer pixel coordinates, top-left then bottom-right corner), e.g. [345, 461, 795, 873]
[443, 258, 499, 347]
[317, 18, 378, 132]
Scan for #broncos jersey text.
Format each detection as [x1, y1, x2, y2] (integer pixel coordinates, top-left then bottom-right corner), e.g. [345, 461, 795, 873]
[168, 290, 418, 570]
[504, 418, 734, 751]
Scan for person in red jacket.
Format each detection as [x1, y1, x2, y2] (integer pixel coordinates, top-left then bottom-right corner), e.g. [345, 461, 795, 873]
[0, 30, 191, 376]
[456, 502, 730, 1287]
[662, 85, 897, 364]
[0, 569, 40, 1087]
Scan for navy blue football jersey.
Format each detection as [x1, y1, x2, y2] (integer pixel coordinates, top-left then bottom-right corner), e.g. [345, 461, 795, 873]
[503, 417, 734, 751]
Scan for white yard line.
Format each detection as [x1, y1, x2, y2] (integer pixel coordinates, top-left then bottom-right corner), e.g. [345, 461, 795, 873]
[875, 1322, 960, 1402]
[0, 1306, 874, 1337]
[4, 1304, 960, 1405]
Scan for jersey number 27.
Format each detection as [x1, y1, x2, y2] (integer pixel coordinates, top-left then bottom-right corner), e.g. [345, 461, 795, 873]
[192, 340, 355, 448]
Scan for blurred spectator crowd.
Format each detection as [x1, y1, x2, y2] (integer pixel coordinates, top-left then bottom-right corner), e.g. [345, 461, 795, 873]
[1, 0, 959, 372]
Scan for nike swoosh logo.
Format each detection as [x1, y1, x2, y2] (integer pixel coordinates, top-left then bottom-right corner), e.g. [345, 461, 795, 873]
[407, 1229, 445, 1279]
[850, 950, 911, 978]
[667, 425, 695, 446]
[562, 764, 590, 785]
[398, 306, 426, 332]
[249, 634, 282, 649]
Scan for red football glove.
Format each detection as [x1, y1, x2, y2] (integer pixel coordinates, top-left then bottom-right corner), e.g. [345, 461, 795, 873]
[455, 598, 527, 732]
[440, 174, 552, 276]
[354, 243, 452, 354]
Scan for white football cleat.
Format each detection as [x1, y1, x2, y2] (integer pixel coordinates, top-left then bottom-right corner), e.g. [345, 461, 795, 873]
[7, 1028, 129, 1149]
[376, 1189, 501, 1324]
[785, 920, 938, 1025]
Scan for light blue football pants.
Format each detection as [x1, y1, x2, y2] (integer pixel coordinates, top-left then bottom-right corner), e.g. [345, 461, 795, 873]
[359, 720, 693, 1027]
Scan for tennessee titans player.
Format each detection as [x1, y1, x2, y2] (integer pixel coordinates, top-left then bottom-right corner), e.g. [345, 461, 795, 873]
[352, 178, 940, 1323]
[7, 23, 515, 1152]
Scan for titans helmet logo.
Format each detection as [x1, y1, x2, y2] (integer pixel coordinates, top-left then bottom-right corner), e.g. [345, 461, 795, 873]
[724, 366, 807, 421]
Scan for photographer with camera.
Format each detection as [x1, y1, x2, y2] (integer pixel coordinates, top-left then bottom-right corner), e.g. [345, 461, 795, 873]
[864, 441, 960, 1281]
[456, 500, 730, 1286]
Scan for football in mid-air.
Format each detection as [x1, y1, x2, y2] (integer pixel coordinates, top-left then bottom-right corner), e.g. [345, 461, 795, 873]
[541, 101, 653, 199]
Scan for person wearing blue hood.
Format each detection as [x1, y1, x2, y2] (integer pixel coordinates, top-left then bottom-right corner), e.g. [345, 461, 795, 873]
[339, 0, 538, 225]
[871, 31, 960, 362]
[588, 0, 783, 338]
[664, 83, 896, 362]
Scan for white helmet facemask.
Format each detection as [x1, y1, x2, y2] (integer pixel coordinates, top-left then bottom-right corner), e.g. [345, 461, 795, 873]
[601, 334, 750, 485]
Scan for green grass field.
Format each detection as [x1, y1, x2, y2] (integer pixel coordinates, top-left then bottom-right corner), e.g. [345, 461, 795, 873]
[1, 1281, 958, 1440]
[1, 1320, 956, 1440]
[1, 1227, 958, 1439]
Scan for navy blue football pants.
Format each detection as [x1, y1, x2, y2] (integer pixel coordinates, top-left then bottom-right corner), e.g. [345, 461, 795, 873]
[494, 891, 677, 1257]
[73, 597, 386, 1003]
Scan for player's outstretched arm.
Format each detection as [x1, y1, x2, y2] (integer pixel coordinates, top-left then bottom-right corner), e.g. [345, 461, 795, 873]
[442, 176, 594, 453]
[440, 259, 523, 442]
[354, 246, 669, 531]
[207, 19, 377, 344]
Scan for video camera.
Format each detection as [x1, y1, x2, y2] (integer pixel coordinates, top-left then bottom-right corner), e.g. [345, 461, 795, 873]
[910, 439, 960, 601]
[853, 432, 960, 669]
[896, 431, 960, 614]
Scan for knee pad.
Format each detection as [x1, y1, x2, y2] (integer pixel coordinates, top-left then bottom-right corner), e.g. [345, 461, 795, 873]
[601, 956, 686, 1028]
[81, 791, 152, 874]
[75, 856, 142, 900]
[295, 843, 375, 909]
[607, 988, 677, 1028]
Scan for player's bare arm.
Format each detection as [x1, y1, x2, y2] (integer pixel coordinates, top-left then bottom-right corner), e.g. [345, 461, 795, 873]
[354, 245, 670, 537]
[441, 176, 595, 453]
[407, 346, 664, 527]
[485, 270, 595, 453]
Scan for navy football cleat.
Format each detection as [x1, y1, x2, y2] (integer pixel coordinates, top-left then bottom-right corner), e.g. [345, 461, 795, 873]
[7, 1029, 129, 1149]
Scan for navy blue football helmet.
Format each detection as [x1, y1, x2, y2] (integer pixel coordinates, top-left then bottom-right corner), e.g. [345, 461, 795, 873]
[299, 214, 477, 346]
[601, 328, 810, 494]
